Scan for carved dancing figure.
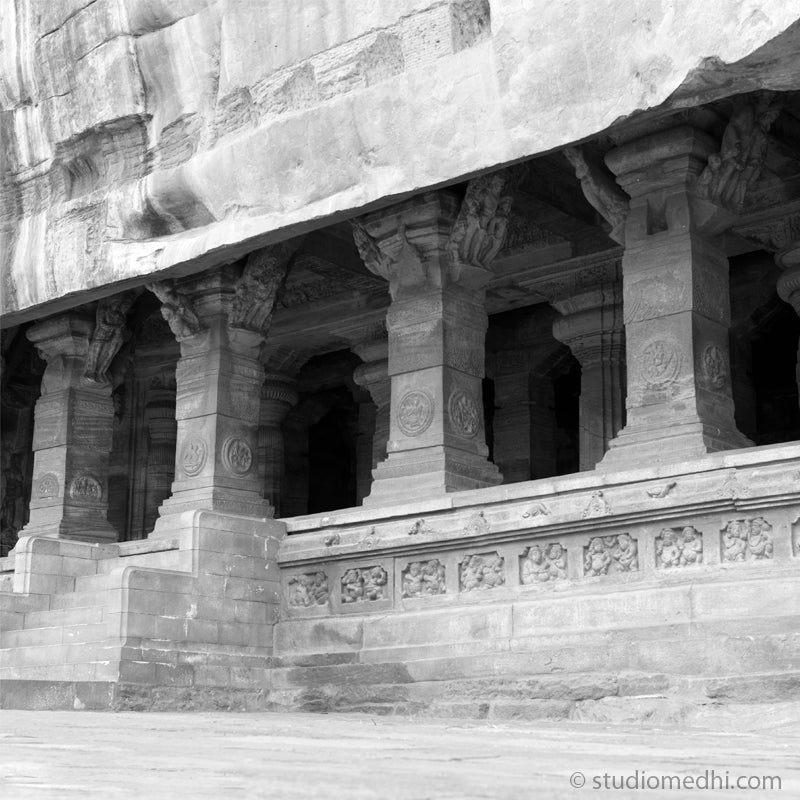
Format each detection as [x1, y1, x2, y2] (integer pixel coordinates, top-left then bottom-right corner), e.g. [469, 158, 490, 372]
[747, 518, 773, 560]
[680, 527, 703, 566]
[584, 537, 611, 576]
[616, 533, 639, 572]
[85, 293, 136, 384]
[341, 568, 363, 603]
[422, 559, 445, 595]
[362, 566, 387, 600]
[657, 529, 681, 568]
[723, 521, 748, 562]
[522, 545, 550, 584]
[546, 543, 567, 580]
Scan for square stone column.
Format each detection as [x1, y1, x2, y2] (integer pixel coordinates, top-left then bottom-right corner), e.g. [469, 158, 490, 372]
[600, 126, 751, 468]
[258, 372, 298, 515]
[22, 314, 118, 542]
[353, 180, 514, 504]
[150, 272, 270, 534]
[352, 337, 390, 491]
[552, 277, 626, 471]
[149, 243, 299, 536]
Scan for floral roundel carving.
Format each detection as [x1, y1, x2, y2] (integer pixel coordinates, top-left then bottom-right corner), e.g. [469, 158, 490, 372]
[448, 390, 480, 438]
[396, 390, 435, 437]
[222, 437, 253, 475]
[640, 339, 681, 388]
[37, 473, 60, 499]
[181, 437, 208, 477]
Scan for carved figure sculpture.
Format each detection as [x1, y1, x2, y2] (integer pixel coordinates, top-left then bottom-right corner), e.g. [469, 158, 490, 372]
[748, 517, 774, 560]
[229, 242, 299, 337]
[521, 544, 551, 584]
[362, 566, 388, 600]
[341, 568, 364, 603]
[288, 571, 329, 607]
[656, 526, 704, 569]
[616, 533, 639, 572]
[722, 520, 749, 562]
[460, 552, 504, 591]
[448, 171, 515, 272]
[584, 534, 640, 576]
[563, 145, 629, 238]
[85, 292, 137, 384]
[696, 93, 782, 210]
[547, 543, 567, 579]
[146, 281, 203, 341]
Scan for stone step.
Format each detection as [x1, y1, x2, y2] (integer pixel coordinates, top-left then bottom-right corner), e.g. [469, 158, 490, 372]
[1, 621, 109, 649]
[94, 545, 187, 576]
[24, 604, 106, 630]
[49, 589, 117, 610]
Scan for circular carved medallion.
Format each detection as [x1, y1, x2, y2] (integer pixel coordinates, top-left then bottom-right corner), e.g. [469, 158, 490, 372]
[222, 437, 253, 475]
[448, 390, 480, 438]
[702, 343, 727, 389]
[37, 473, 59, 498]
[396, 390, 435, 437]
[69, 474, 102, 501]
[641, 339, 681, 388]
[181, 437, 208, 477]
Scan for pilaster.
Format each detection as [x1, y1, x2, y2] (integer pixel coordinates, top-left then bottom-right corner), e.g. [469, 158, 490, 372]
[552, 279, 626, 470]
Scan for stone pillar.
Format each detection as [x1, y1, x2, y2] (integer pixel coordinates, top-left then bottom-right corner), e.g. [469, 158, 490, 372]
[142, 384, 177, 534]
[600, 126, 751, 468]
[22, 314, 118, 541]
[258, 373, 298, 515]
[353, 176, 514, 504]
[352, 338, 390, 498]
[149, 243, 298, 535]
[777, 241, 800, 403]
[552, 282, 626, 470]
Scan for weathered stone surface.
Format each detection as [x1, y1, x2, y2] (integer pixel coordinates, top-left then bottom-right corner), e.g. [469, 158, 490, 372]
[3, 2, 800, 322]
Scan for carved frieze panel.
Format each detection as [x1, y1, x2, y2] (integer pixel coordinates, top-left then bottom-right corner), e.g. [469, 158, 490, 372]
[520, 543, 567, 584]
[721, 518, 774, 563]
[655, 526, 703, 569]
[341, 566, 388, 603]
[402, 559, 446, 598]
[460, 552, 505, 591]
[583, 534, 639, 576]
[287, 571, 330, 608]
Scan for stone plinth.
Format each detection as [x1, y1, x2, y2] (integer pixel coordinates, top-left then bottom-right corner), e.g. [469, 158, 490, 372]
[21, 315, 117, 542]
[552, 282, 626, 470]
[354, 190, 506, 505]
[601, 126, 751, 469]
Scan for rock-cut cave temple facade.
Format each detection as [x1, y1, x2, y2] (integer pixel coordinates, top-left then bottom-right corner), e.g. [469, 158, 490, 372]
[2, 0, 800, 713]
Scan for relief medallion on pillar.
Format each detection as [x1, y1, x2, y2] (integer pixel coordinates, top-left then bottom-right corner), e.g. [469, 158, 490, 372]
[448, 391, 480, 438]
[640, 339, 682, 388]
[36, 473, 60, 498]
[221, 437, 253, 475]
[68, 474, 102, 501]
[396, 389, 435, 436]
[180, 438, 208, 476]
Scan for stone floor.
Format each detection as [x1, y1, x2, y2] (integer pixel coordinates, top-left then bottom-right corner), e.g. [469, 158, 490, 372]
[1, 709, 799, 799]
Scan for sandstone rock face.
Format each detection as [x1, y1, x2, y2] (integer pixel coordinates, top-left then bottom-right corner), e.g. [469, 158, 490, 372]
[2, 0, 800, 321]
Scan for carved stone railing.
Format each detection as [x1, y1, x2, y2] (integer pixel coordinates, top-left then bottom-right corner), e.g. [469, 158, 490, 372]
[277, 442, 800, 619]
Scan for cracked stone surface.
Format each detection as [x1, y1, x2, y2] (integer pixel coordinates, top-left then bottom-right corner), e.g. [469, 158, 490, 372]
[1, 709, 799, 799]
[3, 1, 800, 322]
